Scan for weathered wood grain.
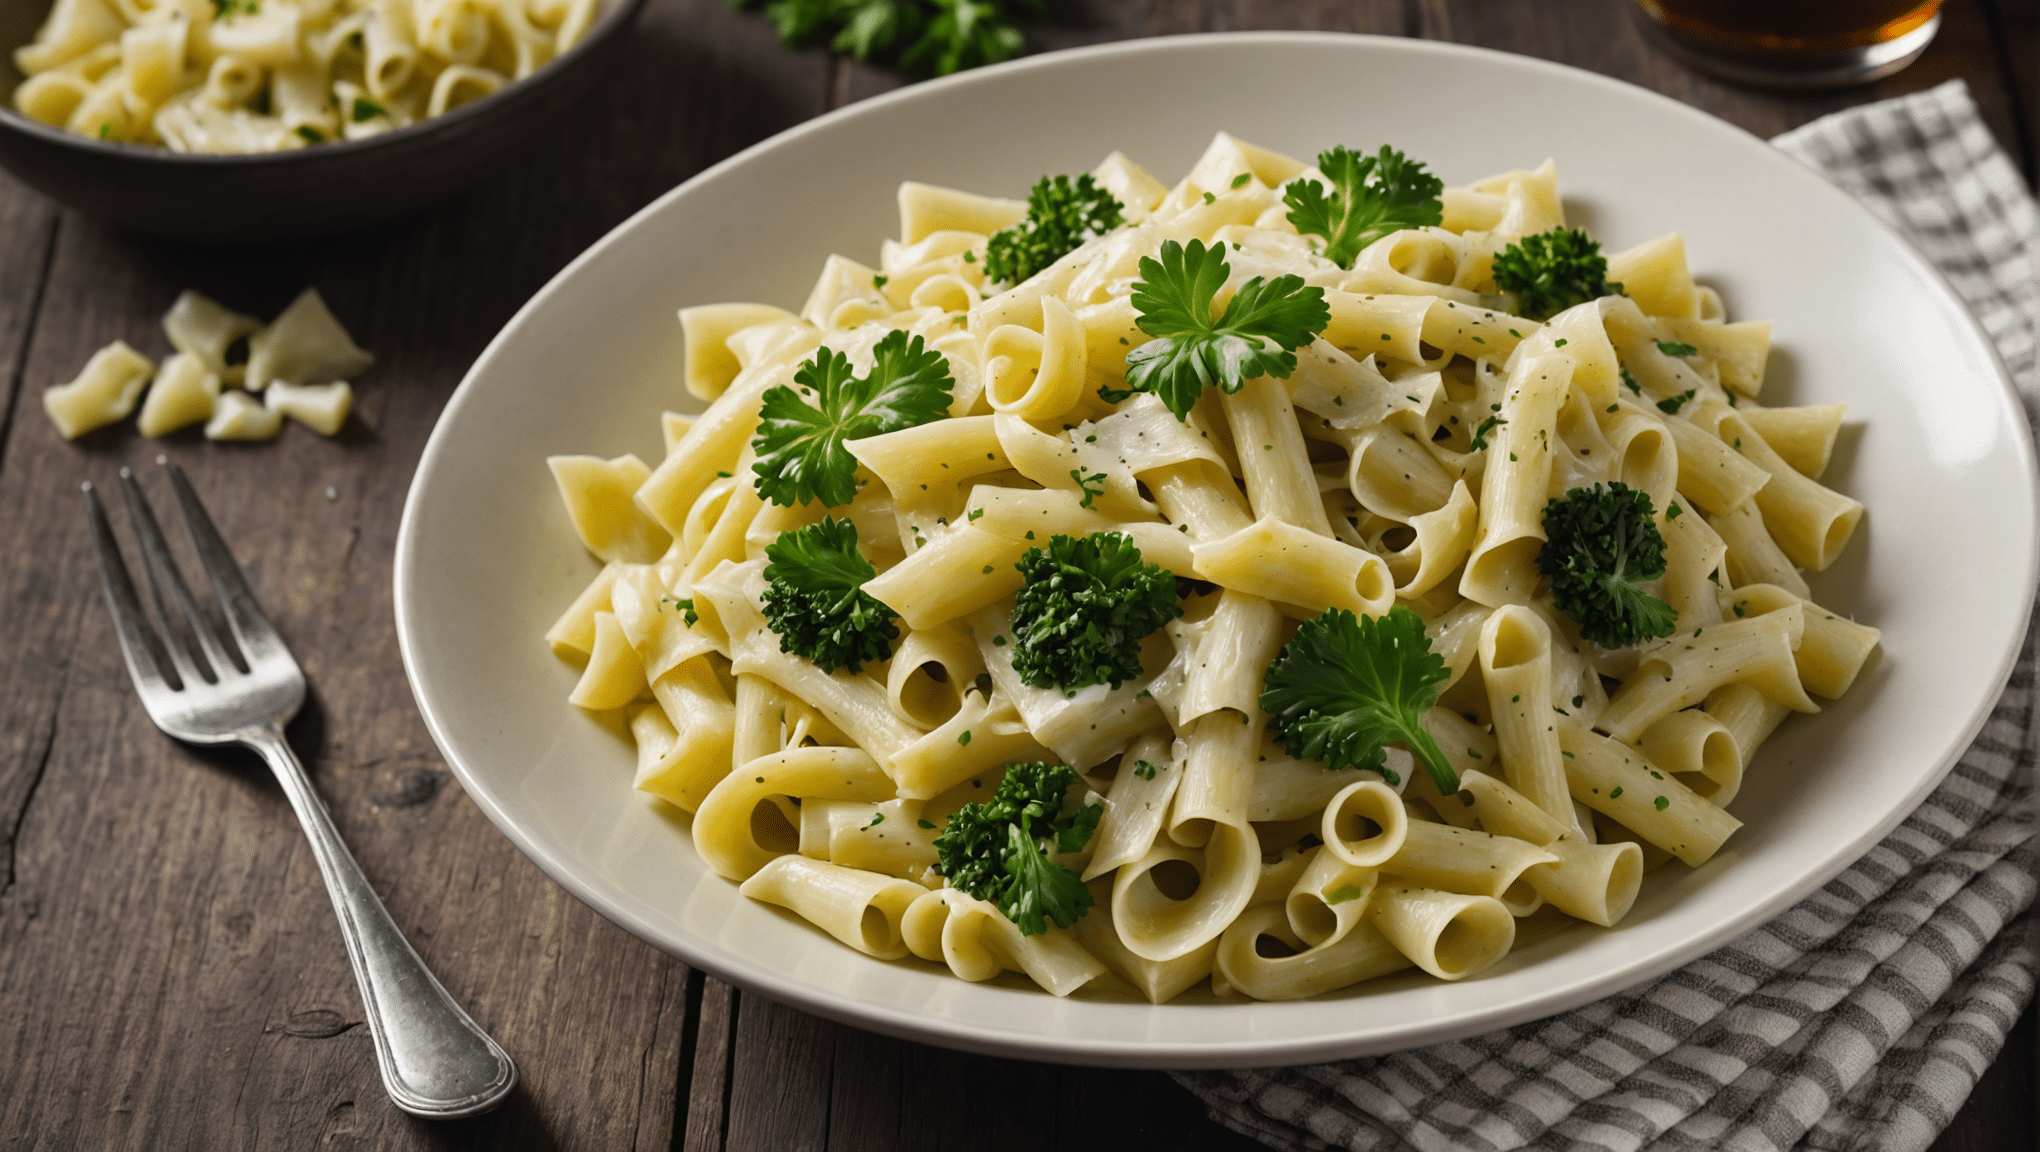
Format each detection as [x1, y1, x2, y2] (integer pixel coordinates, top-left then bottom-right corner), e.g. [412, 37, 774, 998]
[697, 980, 1264, 1151]
[2, 1, 2031, 1150]
[0, 0, 821, 1146]
[680, 975, 737, 1152]
[0, 170, 58, 473]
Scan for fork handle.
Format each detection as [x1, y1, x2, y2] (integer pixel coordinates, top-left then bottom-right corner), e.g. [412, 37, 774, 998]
[247, 724, 517, 1119]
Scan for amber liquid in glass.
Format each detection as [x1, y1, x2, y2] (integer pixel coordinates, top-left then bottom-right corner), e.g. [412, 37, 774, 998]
[1638, 0, 1941, 58]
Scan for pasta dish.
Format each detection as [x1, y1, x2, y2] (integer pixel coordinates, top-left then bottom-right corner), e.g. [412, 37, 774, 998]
[540, 132, 1878, 1002]
[12, 0, 596, 151]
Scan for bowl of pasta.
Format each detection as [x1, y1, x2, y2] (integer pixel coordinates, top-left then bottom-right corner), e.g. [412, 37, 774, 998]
[393, 33, 2038, 1065]
[0, 0, 647, 241]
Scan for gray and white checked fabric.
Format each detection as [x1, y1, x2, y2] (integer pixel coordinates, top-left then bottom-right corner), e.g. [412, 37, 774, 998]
[1172, 80, 2040, 1152]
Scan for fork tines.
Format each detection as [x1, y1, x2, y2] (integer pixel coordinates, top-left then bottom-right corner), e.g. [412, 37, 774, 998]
[84, 462, 285, 696]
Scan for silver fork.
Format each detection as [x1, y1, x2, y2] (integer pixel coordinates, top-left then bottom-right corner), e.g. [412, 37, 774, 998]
[83, 460, 516, 1120]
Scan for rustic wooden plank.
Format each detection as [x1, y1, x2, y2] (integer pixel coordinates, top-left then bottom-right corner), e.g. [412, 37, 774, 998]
[0, 170, 59, 470]
[0, 0, 828, 1146]
[722, 991, 836, 1150]
[1032, 0, 1408, 49]
[710, 984, 1278, 1152]
[1057, 1066, 1268, 1151]
[890, 1039, 1061, 1150]
[682, 977, 738, 1152]
[0, 220, 691, 1152]
[819, 1019, 904, 1151]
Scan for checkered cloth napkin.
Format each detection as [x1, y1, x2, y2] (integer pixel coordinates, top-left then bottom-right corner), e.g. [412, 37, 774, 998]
[1172, 80, 2040, 1152]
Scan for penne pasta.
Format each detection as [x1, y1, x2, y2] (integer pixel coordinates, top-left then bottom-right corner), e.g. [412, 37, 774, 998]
[542, 134, 1876, 1003]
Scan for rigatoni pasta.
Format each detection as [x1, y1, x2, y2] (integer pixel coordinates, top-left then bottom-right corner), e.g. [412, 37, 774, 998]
[542, 131, 1879, 1002]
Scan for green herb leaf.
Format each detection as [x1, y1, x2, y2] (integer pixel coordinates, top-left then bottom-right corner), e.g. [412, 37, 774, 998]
[1538, 482, 1679, 647]
[898, 0, 1037, 76]
[1010, 532, 1180, 691]
[1282, 145, 1444, 269]
[1123, 238, 1329, 420]
[1656, 388, 1697, 415]
[739, 0, 1036, 77]
[1068, 466, 1107, 509]
[984, 172, 1123, 287]
[1491, 228, 1623, 321]
[1656, 340, 1699, 358]
[1260, 605, 1457, 793]
[350, 95, 387, 123]
[932, 762, 1098, 935]
[752, 329, 953, 507]
[761, 517, 899, 673]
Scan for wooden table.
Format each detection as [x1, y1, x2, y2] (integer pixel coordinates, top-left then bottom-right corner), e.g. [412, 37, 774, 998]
[1, 1, 2033, 1147]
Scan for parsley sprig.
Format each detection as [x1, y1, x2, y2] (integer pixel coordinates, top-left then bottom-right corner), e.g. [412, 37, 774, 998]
[1010, 532, 1180, 691]
[760, 518, 899, 673]
[933, 762, 1101, 935]
[752, 330, 953, 507]
[984, 173, 1124, 287]
[1260, 606, 1458, 793]
[1538, 482, 1679, 648]
[1490, 228, 1623, 321]
[735, 0, 1038, 77]
[1283, 145, 1444, 269]
[1119, 239, 1329, 420]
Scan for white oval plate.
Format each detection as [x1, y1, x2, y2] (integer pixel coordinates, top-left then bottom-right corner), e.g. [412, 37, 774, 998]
[395, 33, 2039, 1067]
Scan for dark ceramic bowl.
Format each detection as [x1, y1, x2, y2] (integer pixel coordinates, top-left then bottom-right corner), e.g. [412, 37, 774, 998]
[0, 0, 649, 242]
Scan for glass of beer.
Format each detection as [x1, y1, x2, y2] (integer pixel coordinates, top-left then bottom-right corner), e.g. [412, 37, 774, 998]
[1633, 1, 1942, 89]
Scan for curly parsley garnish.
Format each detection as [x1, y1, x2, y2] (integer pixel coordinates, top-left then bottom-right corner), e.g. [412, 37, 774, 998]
[760, 517, 899, 673]
[1538, 482, 1679, 648]
[984, 173, 1124, 287]
[1490, 228, 1623, 321]
[1010, 532, 1180, 691]
[736, 0, 1037, 77]
[933, 761, 1101, 935]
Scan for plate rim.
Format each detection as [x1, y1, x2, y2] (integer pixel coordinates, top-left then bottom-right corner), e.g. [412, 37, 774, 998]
[395, 30, 2040, 1067]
